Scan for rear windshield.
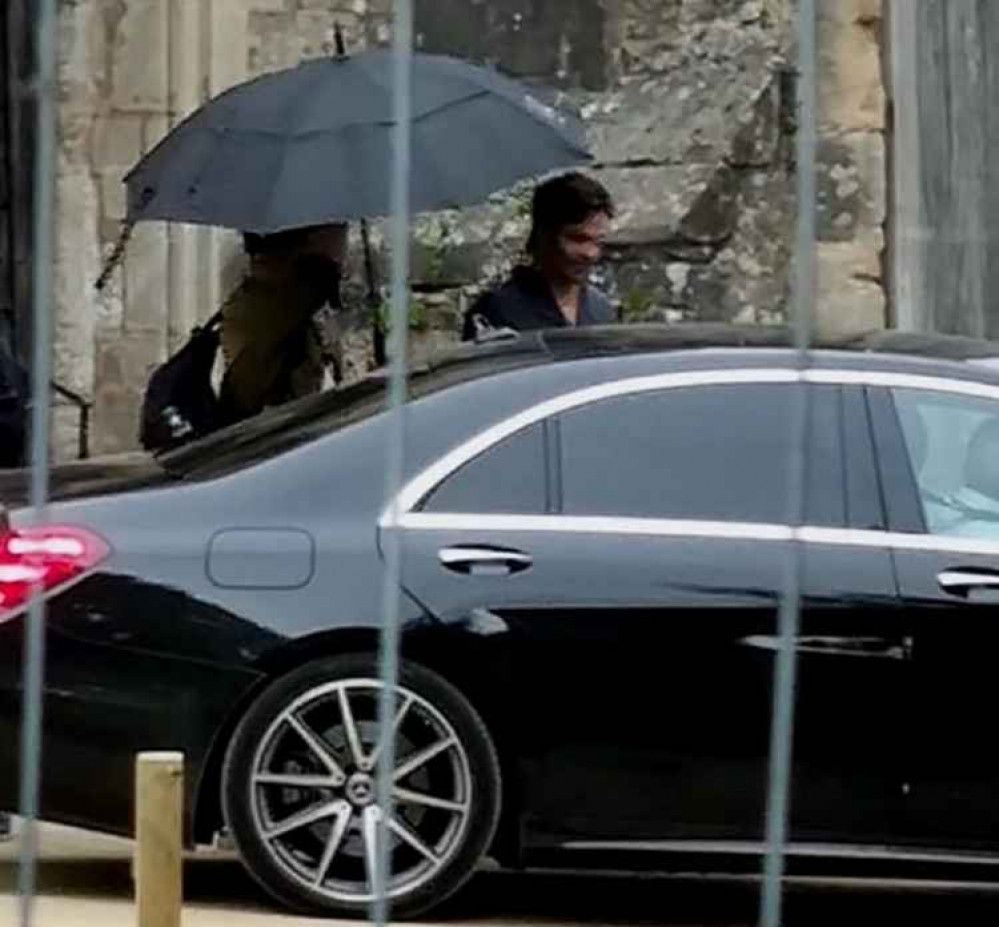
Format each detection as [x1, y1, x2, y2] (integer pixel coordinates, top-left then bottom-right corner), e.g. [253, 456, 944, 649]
[158, 338, 547, 479]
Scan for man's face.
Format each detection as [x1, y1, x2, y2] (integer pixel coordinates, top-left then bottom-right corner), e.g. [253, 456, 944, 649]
[544, 211, 611, 284]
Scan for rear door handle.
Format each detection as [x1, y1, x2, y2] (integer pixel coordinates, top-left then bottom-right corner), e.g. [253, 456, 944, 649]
[740, 635, 912, 660]
[938, 569, 999, 597]
[438, 546, 533, 576]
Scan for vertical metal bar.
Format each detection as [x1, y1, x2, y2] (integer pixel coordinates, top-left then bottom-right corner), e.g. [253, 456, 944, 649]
[372, 1, 413, 925]
[759, 0, 816, 925]
[18, 0, 56, 923]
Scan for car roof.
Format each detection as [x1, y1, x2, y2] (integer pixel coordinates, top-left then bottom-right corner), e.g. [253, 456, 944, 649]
[440, 323, 999, 379]
[160, 323, 999, 479]
[510, 323, 999, 363]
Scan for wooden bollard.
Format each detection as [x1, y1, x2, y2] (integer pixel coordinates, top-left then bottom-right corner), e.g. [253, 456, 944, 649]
[134, 752, 184, 927]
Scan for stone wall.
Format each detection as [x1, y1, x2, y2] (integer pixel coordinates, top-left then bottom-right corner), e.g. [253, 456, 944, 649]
[52, 0, 887, 458]
[815, 0, 886, 338]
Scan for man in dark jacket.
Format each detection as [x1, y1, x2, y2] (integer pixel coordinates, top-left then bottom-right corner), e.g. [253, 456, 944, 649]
[463, 172, 617, 340]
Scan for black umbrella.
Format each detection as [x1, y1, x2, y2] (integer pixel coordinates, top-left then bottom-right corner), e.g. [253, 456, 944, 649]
[123, 50, 591, 232]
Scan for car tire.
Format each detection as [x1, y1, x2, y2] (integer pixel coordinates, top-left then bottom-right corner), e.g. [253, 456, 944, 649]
[222, 653, 501, 919]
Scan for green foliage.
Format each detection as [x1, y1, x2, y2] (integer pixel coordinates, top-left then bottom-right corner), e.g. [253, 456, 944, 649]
[621, 287, 657, 319]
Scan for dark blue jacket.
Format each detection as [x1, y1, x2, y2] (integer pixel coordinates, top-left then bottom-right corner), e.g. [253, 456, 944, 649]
[463, 266, 617, 340]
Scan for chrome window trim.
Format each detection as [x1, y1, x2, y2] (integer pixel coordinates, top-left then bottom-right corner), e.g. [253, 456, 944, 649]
[397, 513, 999, 557]
[400, 513, 793, 541]
[385, 368, 798, 523]
[383, 365, 999, 532]
[805, 368, 999, 399]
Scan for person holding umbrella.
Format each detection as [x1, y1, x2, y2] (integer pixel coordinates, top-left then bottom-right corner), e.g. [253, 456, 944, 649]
[107, 47, 596, 439]
[463, 172, 617, 340]
[216, 223, 346, 426]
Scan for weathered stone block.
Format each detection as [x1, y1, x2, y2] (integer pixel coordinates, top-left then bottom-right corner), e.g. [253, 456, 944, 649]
[111, 0, 169, 112]
[679, 165, 740, 245]
[93, 115, 144, 168]
[585, 60, 777, 167]
[209, 0, 252, 92]
[54, 163, 101, 399]
[816, 132, 885, 244]
[123, 225, 169, 332]
[815, 241, 885, 338]
[598, 164, 717, 246]
[699, 168, 794, 323]
[414, 0, 611, 90]
[52, 404, 87, 463]
[602, 142, 794, 325]
[59, 112, 96, 166]
[818, 0, 885, 134]
[249, 11, 298, 73]
[57, 0, 103, 109]
[618, 0, 682, 76]
[297, 0, 365, 10]
[729, 82, 781, 168]
[680, 0, 747, 25]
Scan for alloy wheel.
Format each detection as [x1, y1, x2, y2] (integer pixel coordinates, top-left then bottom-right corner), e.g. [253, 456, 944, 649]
[248, 678, 473, 905]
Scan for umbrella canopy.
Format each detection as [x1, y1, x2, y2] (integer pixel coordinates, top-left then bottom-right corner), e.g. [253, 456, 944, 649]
[125, 51, 591, 233]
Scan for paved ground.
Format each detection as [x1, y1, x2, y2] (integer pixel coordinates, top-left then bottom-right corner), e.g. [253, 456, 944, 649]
[4, 823, 999, 926]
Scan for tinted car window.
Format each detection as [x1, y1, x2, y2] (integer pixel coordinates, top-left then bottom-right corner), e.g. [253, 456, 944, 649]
[421, 424, 547, 514]
[894, 388, 999, 540]
[557, 384, 845, 526]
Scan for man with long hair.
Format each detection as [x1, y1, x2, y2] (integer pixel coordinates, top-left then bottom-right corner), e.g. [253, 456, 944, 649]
[463, 172, 617, 338]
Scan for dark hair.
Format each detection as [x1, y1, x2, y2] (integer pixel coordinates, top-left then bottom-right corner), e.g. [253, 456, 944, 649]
[242, 226, 317, 257]
[526, 172, 614, 257]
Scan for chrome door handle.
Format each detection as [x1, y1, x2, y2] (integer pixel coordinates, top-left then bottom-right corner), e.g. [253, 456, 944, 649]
[938, 569, 999, 597]
[438, 546, 532, 576]
[740, 635, 911, 660]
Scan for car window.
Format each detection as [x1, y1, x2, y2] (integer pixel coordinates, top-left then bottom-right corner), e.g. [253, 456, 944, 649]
[893, 388, 999, 540]
[556, 384, 846, 526]
[421, 423, 547, 514]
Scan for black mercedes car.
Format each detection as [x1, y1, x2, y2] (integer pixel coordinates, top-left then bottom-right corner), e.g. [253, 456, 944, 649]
[3, 323, 999, 918]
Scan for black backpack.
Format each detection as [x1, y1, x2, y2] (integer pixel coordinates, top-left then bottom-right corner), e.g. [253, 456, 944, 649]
[140, 311, 223, 452]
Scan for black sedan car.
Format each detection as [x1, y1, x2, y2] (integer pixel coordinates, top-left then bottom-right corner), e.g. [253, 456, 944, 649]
[3, 323, 999, 917]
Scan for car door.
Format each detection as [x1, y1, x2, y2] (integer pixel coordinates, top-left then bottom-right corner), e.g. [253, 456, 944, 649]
[394, 373, 902, 850]
[871, 381, 999, 848]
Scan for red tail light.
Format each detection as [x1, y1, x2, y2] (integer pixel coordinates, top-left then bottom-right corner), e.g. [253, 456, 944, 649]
[0, 526, 110, 618]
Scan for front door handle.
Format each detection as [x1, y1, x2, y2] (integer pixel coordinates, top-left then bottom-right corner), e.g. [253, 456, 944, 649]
[938, 569, 999, 597]
[438, 545, 533, 576]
